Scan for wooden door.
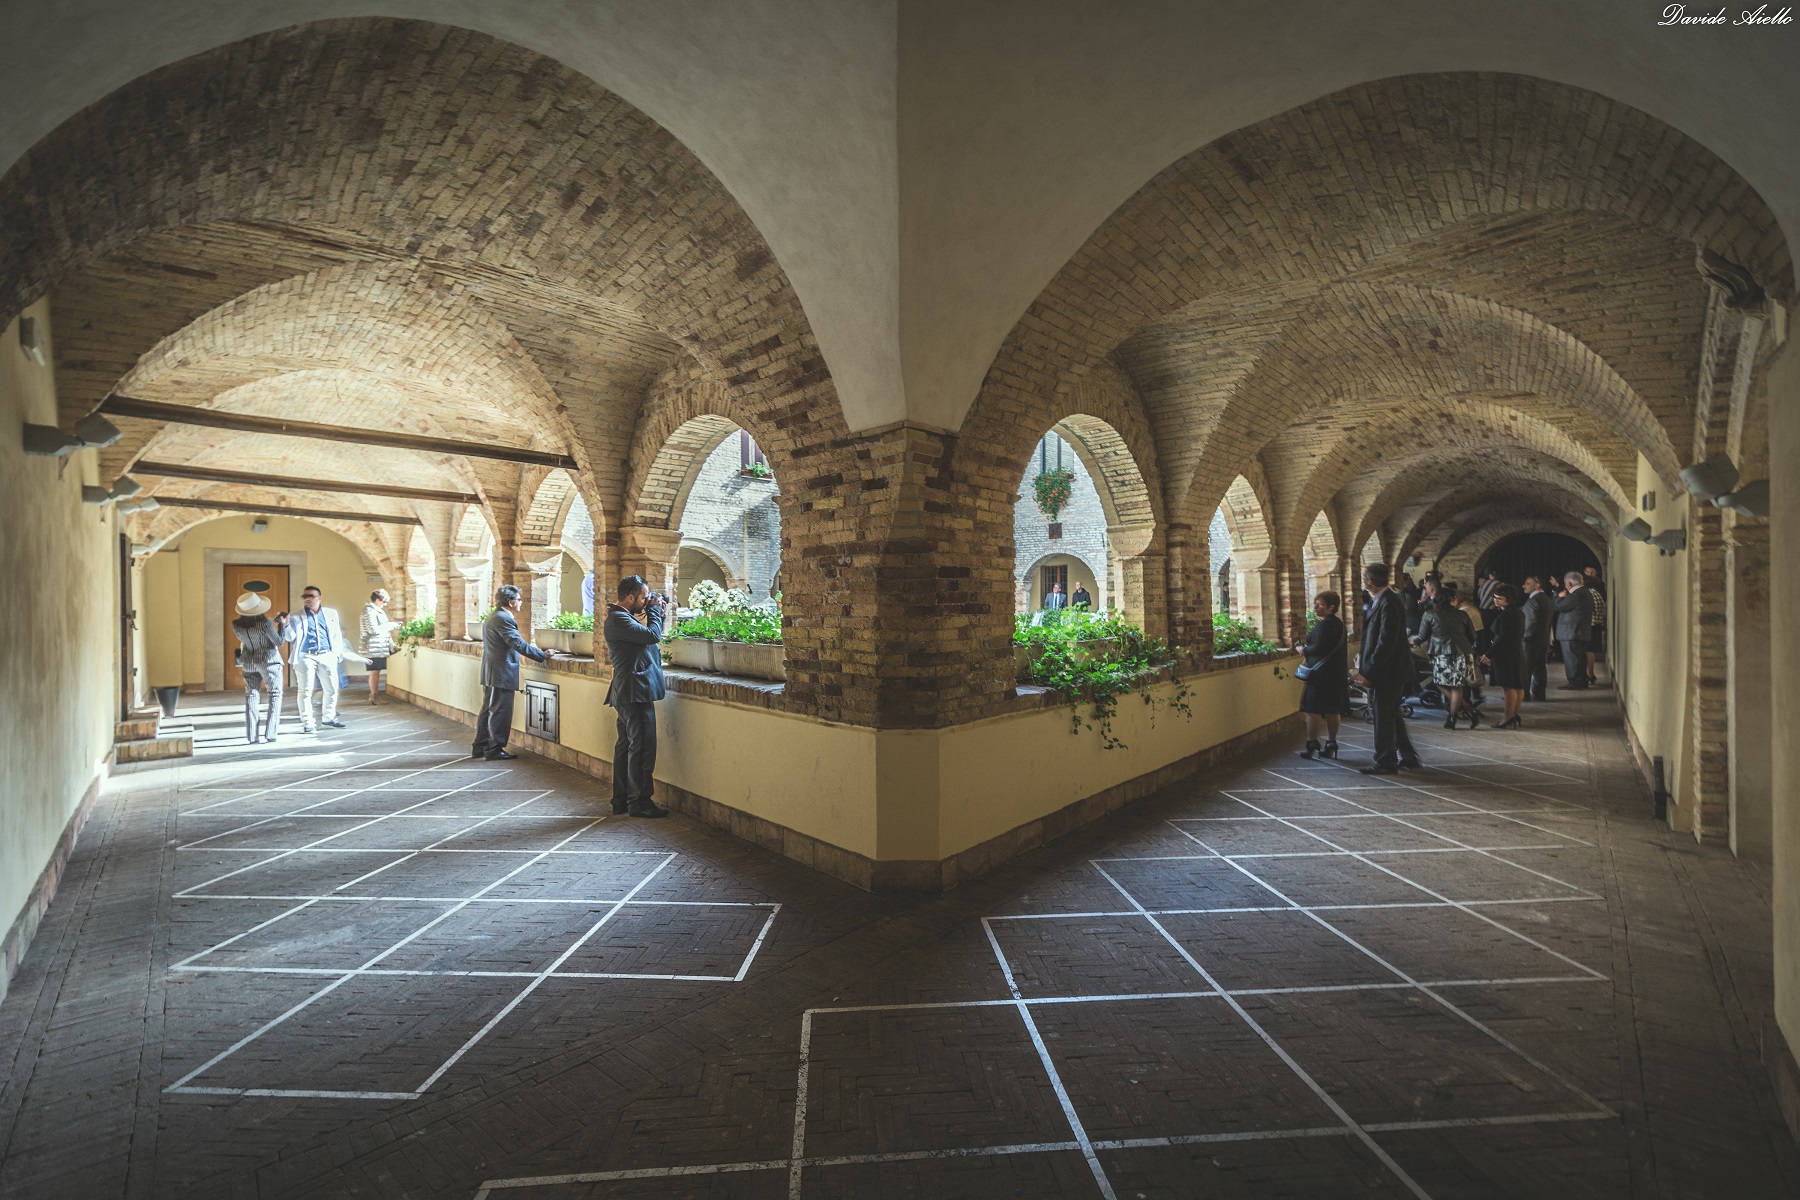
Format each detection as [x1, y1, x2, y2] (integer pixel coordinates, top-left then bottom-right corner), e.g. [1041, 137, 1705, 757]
[224, 564, 289, 691]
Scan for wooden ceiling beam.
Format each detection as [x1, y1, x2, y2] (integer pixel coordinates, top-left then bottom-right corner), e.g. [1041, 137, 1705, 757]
[134, 461, 479, 505]
[101, 394, 579, 470]
[149, 497, 421, 525]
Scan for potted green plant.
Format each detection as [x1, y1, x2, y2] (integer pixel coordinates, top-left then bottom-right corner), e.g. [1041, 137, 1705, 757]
[537, 611, 594, 656]
[1033, 466, 1075, 521]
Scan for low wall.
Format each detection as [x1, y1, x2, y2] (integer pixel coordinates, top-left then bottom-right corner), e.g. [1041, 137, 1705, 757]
[388, 644, 1301, 891]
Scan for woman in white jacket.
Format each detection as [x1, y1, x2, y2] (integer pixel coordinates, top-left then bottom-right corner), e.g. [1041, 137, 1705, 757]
[360, 589, 402, 704]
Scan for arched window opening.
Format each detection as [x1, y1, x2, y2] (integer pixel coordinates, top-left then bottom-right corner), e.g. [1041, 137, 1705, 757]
[1016, 431, 1109, 613]
[405, 526, 436, 620]
[677, 427, 781, 604]
[1212, 475, 1273, 639]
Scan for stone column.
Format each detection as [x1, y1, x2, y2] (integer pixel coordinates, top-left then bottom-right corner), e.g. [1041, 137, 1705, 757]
[432, 572, 452, 641]
[514, 548, 564, 640]
[450, 556, 491, 640]
[1116, 553, 1168, 641]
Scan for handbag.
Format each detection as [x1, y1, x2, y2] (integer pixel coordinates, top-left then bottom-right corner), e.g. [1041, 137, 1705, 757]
[1293, 629, 1345, 682]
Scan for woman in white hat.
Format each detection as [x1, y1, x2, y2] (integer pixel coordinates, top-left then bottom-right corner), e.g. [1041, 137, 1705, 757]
[232, 591, 297, 744]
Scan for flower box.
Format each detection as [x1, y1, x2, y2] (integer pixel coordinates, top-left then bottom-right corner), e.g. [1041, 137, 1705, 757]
[665, 636, 716, 672]
[714, 640, 786, 682]
[535, 629, 593, 657]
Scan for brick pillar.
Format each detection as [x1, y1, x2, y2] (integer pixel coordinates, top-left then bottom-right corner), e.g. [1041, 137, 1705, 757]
[432, 572, 452, 641]
[1727, 523, 1773, 859]
[1688, 500, 1732, 839]
[619, 525, 681, 597]
[1163, 521, 1208, 662]
[1117, 552, 1168, 641]
[591, 532, 619, 613]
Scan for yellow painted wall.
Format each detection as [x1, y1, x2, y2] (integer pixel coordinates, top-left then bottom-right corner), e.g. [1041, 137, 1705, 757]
[0, 302, 118, 942]
[1610, 455, 1695, 824]
[390, 645, 1299, 862]
[1766, 304, 1799, 1055]
[138, 515, 375, 689]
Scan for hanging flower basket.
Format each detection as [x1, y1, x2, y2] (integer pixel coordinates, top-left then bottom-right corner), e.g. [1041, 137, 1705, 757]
[1033, 468, 1075, 521]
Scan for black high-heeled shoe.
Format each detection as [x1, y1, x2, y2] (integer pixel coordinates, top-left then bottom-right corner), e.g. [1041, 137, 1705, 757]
[1442, 713, 1458, 729]
[1297, 739, 1320, 760]
[1497, 715, 1521, 730]
[1321, 740, 1339, 759]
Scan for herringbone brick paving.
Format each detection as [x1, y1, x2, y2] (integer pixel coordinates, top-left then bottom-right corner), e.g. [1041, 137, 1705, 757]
[0, 690, 1795, 1197]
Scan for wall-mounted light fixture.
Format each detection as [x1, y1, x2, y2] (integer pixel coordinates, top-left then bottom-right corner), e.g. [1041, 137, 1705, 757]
[1648, 527, 1688, 555]
[23, 412, 124, 457]
[1717, 478, 1770, 519]
[17, 316, 46, 366]
[115, 497, 161, 515]
[1620, 518, 1653, 542]
[22, 425, 82, 456]
[1679, 452, 1770, 520]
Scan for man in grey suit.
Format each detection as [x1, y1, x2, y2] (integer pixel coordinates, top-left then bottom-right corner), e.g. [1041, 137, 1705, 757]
[1520, 575, 1554, 701]
[603, 575, 668, 817]
[1553, 571, 1596, 691]
[472, 585, 555, 761]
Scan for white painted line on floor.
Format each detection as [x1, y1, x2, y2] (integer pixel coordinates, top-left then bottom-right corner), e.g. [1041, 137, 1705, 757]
[1084, 863, 1433, 1200]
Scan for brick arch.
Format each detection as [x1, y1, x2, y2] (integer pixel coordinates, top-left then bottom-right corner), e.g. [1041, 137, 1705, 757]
[520, 469, 582, 549]
[1278, 394, 1630, 551]
[1182, 283, 1661, 533]
[1411, 492, 1604, 563]
[1347, 448, 1610, 561]
[0, 18, 841, 435]
[451, 505, 496, 558]
[1216, 474, 1273, 572]
[1458, 520, 1607, 579]
[1398, 482, 1608, 568]
[631, 416, 743, 531]
[1049, 413, 1157, 554]
[128, 501, 401, 594]
[972, 72, 1788, 421]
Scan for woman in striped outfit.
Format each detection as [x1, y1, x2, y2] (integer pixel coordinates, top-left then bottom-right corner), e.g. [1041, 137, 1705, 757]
[360, 589, 402, 704]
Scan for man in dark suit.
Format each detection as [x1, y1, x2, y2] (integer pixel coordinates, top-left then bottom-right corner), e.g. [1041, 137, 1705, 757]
[1354, 563, 1421, 775]
[473, 585, 555, 761]
[1553, 571, 1596, 691]
[1520, 575, 1554, 701]
[603, 575, 669, 818]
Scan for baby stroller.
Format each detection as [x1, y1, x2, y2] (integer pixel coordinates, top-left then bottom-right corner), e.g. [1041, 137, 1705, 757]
[1347, 671, 1416, 722]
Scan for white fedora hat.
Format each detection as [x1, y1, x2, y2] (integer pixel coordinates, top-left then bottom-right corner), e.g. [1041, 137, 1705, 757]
[236, 591, 272, 616]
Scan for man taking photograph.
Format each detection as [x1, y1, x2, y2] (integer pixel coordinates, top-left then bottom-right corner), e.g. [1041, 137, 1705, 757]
[604, 575, 669, 818]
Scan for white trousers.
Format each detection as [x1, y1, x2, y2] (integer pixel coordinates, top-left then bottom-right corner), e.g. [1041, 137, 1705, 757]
[297, 651, 341, 727]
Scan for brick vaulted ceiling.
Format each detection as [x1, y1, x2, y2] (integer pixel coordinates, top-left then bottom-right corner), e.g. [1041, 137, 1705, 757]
[0, 18, 1792, 693]
[961, 71, 1788, 609]
[0, 19, 839, 567]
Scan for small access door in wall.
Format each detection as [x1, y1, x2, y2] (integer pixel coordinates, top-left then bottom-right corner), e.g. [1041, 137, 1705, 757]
[524, 680, 560, 743]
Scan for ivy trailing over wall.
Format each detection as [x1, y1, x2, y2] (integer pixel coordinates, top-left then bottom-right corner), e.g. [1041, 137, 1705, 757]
[1032, 467, 1075, 521]
[1211, 610, 1279, 655]
[1015, 608, 1191, 749]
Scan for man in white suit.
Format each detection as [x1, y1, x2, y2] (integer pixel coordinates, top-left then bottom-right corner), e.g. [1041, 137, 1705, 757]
[292, 584, 350, 733]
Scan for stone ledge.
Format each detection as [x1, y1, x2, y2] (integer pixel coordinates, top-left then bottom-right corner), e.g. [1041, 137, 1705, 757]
[409, 639, 786, 709]
[2, 768, 105, 1004]
[387, 681, 1298, 894]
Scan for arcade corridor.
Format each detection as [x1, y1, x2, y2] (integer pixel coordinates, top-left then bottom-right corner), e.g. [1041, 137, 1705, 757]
[1, 691, 1792, 1198]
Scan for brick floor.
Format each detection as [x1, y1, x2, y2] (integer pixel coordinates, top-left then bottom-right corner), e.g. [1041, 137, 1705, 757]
[1, 688, 1796, 1198]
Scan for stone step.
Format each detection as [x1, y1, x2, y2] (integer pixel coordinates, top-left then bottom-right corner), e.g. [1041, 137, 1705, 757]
[114, 717, 161, 743]
[114, 733, 193, 764]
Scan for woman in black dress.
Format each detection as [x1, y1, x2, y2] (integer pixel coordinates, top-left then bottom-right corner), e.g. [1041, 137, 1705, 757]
[1481, 583, 1527, 729]
[1294, 591, 1350, 759]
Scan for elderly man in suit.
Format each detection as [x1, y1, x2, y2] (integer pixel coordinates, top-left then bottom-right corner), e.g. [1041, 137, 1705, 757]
[472, 584, 556, 761]
[292, 584, 353, 734]
[603, 575, 669, 817]
[1520, 575, 1554, 701]
[1353, 563, 1422, 775]
[1553, 570, 1596, 691]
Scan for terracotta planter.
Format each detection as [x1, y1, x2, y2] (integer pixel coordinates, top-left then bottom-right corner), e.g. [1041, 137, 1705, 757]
[714, 640, 785, 681]
[665, 637, 715, 672]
